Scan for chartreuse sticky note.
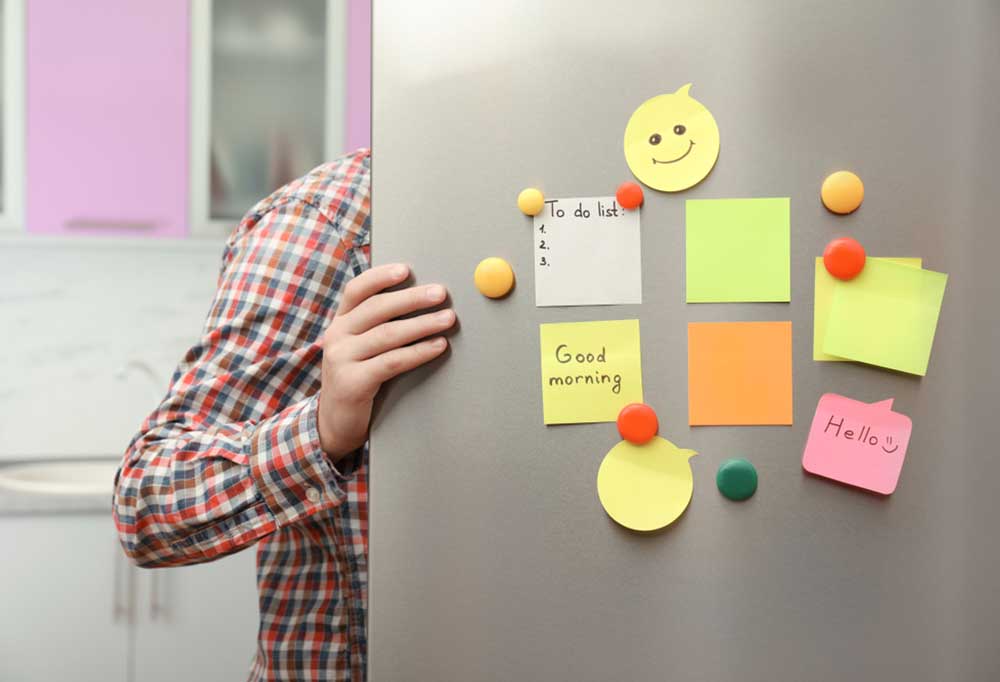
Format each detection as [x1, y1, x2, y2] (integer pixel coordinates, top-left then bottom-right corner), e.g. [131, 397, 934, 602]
[539, 320, 643, 425]
[823, 259, 948, 376]
[685, 198, 790, 303]
[813, 257, 922, 361]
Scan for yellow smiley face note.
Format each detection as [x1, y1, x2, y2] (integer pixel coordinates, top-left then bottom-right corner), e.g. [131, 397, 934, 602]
[539, 320, 644, 425]
[624, 83, 720, 192]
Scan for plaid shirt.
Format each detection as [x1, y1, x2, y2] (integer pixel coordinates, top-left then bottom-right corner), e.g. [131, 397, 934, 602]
[113, 150, 371, 681]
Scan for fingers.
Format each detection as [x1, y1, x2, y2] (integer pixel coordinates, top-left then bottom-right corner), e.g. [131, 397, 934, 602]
[337, 263, 410, 315]
[364, 336, 449, 384]
[351, 308, 456, 360]
[341, 283, 448, 334]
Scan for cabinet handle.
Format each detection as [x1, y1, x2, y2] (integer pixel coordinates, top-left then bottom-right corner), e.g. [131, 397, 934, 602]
[64, 218, 156, 231]
[112, 550, 127, 621]
[150, 569, 164, 620]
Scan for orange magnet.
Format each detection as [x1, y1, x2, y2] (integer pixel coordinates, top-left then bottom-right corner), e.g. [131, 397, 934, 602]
[821, 171, 864, 214]
[474, 257, 515, 298]
[616, 181, 644, 210]
[823, 237, 866, 280]
[616, 403, 659, 445]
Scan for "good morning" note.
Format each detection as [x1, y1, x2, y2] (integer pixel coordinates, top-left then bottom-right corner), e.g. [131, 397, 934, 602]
[539, 319, 643, 424]
[801, 393, 913, 495]
[533, 197, 642, 307]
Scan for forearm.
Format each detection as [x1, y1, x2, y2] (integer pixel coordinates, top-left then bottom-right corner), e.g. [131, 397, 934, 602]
[113, 394, 355, 568]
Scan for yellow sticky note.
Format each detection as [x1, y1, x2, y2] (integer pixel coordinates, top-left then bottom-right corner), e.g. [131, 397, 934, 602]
[823, 260, 948, 376]
[597, 437, 697, 531]
[813, 257, 922, 361]
[539, 320, 643, 424]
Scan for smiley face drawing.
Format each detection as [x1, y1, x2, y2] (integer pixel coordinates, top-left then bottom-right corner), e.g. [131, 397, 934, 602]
[623, 83, 720, 192]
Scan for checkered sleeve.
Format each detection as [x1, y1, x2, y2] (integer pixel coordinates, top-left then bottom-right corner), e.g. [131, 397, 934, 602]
[113, 184, 366, 568]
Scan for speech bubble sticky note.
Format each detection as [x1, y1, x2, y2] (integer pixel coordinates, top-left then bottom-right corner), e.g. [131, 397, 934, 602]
[539, 320, 643, 425]
[597, 436, 698, 531]
[822, 259, 948, 376]
[802, 393, 913, 495]
[685, 198, 790, 303]
[687, 321, 793, 425]
[813, 257, 922, 362]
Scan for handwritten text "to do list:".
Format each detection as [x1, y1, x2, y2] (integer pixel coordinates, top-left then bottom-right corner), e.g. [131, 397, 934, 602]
[533, 196, 642, 307]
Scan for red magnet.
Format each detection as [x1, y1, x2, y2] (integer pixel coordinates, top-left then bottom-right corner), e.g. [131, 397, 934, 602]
[617, 403, 659, 445]
[823, 237, 866, 280]
[616, 181, 644, 210]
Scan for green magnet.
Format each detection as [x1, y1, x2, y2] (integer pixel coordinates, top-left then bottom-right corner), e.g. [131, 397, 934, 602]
[716, 458, 757, 501]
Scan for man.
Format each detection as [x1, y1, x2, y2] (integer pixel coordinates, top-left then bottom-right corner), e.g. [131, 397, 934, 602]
[113, 149, 453, 680]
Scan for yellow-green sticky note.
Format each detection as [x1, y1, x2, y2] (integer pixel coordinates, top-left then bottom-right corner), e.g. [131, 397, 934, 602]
[823, 259, 948, 376]
[686, 198, 790, 303]
[813, 257, 922, 361]
[539, 319, 643, 424]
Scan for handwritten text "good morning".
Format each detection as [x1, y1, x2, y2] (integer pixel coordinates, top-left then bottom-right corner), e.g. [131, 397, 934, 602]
[548, 344, 622, 394]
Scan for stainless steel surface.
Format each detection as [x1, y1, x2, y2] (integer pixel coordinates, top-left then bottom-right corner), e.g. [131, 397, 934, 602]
[370, 2, 1000, 680]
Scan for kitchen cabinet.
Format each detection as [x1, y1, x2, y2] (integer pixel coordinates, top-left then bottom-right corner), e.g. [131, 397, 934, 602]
[0, 513, 260, 682]
[25, 0, 189, 237]
[0, 0, 25, 231]
[134, 549, 260, 682]
[189, 0, 348, 236]
[0, 515, 130, 681]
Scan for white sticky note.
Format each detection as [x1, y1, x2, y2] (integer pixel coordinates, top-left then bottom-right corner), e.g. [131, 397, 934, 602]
[533, 196, 642, 307]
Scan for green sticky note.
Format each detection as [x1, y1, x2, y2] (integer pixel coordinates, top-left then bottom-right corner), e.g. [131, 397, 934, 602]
[823, 259, 948, 376]
[813, 257, 922, 361]
[686, 198, 790, 303]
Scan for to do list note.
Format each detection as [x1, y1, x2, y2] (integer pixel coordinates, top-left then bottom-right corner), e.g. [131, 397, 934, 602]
[533, 196, 642, 307]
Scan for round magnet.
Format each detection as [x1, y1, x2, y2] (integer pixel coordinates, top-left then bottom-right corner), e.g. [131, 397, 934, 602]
[616, 403, 658, 445]
[517, 188, 545, 216]
[821, 171, 864, 214]
[474, 257, 515, 298]
[716, 458, 757, 501]
[615, 181, 644, 210]
[823, 237, 866, 280]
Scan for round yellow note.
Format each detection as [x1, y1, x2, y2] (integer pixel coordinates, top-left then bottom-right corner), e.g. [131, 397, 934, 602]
[623, 83, 720, 192]
[597, 436, 698, 531]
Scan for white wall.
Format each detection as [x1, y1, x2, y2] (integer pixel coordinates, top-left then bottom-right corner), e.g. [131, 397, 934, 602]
[0, 237, 225, 459]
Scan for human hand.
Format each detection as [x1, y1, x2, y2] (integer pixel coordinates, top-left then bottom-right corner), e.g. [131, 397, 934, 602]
[317, 263, 455, 460]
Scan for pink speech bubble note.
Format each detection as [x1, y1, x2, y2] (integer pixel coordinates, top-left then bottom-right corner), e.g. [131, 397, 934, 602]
[802, 393, 913, 495]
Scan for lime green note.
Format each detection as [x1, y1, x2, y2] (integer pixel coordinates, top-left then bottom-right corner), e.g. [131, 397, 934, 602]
[539, 320, 643, 424]
[686, 198, 790, 303]
[823, 259, 948, 376]
[813, 257, 922, 361]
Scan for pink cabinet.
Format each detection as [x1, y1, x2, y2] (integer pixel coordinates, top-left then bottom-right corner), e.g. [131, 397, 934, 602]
[26, 1, 189, 237]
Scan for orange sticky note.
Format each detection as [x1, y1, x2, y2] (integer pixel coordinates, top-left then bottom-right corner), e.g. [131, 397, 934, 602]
[688, 321, 793, 425]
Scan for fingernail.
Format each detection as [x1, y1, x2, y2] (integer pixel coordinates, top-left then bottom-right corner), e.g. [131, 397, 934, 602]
[393, 265, 408, 278]
[436, 309, 454, 324]
[427, 285, 446, 302]
[431, 337, 447, 349]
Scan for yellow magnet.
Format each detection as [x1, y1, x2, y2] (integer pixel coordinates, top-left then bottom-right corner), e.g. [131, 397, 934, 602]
[474, 257, 515, 298]
[517, 188, 545, 216]
[821, 171, 864, 214]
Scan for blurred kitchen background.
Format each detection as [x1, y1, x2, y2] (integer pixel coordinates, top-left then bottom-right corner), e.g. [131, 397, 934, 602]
[0, 1, 370, 679]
